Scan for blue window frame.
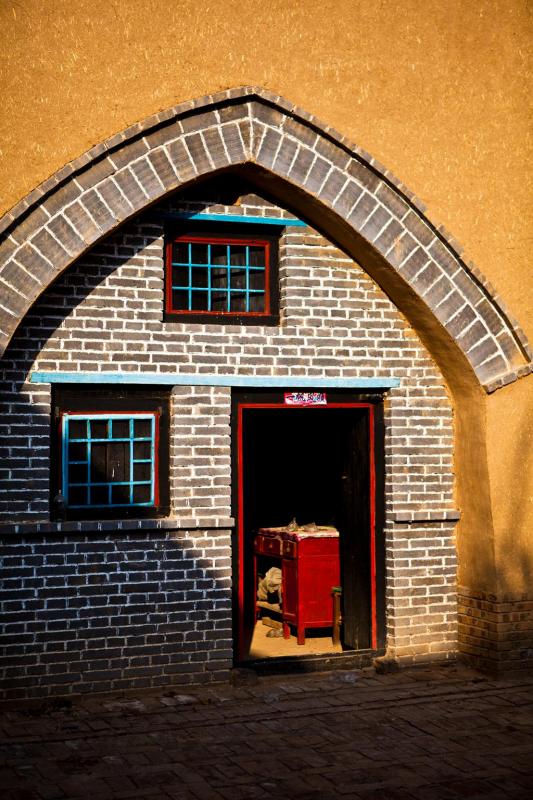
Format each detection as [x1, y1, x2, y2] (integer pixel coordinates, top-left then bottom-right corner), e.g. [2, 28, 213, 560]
[61, 412, 158, 509]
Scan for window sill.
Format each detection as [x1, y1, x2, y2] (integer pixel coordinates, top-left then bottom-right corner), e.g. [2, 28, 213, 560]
[0, 516, 235, 535]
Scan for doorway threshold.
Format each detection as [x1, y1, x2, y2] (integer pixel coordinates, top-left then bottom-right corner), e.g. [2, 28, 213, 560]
[240, 649, 380, 676]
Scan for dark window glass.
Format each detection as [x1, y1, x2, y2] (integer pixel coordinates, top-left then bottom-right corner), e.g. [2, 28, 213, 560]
[166, 232, 274, 319]
[62, 413, 156, 510]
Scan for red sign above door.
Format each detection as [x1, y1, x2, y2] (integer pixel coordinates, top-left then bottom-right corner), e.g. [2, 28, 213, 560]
[284, 392, 327, 406]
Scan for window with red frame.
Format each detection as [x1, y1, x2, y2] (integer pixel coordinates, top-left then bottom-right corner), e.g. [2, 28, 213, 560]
[165, 225, 279, 324]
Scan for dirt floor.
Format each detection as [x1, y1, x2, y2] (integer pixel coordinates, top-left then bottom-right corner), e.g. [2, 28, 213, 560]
[247, 619, 343, 659]
[1, 662, 533, 799]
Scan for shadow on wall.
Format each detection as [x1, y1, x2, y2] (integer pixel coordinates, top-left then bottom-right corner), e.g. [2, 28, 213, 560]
[0, 529, 233, 699]
[496, 384, 533, 596]
[0, 217, 163, 520]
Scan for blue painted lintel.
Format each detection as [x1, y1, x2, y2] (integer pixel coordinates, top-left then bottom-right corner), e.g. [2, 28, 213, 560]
[160, 211, 307, 227]
[31, 372, 400, 389]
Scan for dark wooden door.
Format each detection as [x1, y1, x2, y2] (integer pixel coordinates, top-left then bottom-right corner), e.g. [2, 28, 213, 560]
[339, 411, 372, 650]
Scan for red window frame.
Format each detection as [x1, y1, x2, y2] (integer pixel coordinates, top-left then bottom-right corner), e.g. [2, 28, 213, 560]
[165, 233, 273, 321]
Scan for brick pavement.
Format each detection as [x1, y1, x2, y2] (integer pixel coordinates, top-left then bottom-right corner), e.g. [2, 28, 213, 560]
[1, 663, 532, 800]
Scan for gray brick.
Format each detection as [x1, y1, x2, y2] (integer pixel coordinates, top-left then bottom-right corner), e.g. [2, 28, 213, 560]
[166, 137, 198, 182]
[220, 122, 247, 163]
[46, 215, 85, 257]
[63, 201, 102, 244]
[129, 157, 164, 200]
[109, 137, 149, 171]
[304, 156, 330, 194]
[255, 126, 282, 169]
[202, 127, 230, 168]
[288, 145, 315, 185]
[113, 168, 149, 211]
[80, 188, 118, 230]
[184, 132, 212, 174]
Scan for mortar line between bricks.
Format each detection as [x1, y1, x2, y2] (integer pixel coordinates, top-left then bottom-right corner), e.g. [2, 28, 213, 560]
[4, 679, 532, 747]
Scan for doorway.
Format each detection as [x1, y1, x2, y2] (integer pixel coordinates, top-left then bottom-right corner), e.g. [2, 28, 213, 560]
[233, 391, 385, 665]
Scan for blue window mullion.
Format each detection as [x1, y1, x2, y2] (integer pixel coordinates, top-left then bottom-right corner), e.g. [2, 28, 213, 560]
[207, 243, 212, 311]
[129, 418, 134, 505]
[245, 246, 250, 312]
[87, 419, 92, 506]
[226, 244, 231, 312]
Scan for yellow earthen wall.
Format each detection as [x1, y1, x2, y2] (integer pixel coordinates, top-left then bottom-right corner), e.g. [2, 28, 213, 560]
[1, 0, 531, 592]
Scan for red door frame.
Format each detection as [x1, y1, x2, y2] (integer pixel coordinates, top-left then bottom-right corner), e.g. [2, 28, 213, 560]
[236, 402, 377, 662]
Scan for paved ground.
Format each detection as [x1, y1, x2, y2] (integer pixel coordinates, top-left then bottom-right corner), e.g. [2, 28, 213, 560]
[1, 663, 533, 800]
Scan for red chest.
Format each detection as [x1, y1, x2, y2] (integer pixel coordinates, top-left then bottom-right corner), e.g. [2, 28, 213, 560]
[254, 529, 340, 645]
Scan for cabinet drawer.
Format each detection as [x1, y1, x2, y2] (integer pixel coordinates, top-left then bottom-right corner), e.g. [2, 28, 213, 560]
[282, 539, 296, 558]
[255, 535, 282, 556]
[263, 536, 282, 556]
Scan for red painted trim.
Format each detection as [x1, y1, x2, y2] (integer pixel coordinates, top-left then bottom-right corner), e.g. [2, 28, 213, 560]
[236, 401, 379, 659]
[165, 238, 174, 317]
[165, 233, 271, 318]
[237, 403, 245, 660]
[153, 411, 160, 507]
[368, 405, 377, 650]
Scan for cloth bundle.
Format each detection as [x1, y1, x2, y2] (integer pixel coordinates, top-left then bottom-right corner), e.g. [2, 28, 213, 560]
[257, 566, 282, 604]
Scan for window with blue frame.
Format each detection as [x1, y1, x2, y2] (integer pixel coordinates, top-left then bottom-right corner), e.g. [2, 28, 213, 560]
[165, 224, 279, 324]
[52, 387, 169, 520]
[62, 413, 158, 509]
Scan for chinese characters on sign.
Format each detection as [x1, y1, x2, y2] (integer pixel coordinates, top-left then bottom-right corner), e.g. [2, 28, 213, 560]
[284, 392, 327, 406]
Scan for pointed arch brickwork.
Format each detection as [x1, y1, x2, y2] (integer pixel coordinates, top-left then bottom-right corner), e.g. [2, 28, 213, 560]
[0, 86, 530, 390]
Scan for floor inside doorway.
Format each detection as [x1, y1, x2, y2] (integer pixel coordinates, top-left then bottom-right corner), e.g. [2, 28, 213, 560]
[248, 619, 343, 660]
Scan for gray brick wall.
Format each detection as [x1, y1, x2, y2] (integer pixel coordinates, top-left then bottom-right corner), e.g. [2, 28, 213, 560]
[0, 529, 232, 699]
[0, 192, 459, 695]
[1, 90, 528, 391]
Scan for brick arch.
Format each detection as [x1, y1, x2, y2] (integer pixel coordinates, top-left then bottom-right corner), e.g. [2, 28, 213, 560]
[0, 86, 530, 391]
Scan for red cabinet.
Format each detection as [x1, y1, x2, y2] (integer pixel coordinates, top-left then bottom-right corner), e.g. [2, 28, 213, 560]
[254, 527, 340, 645]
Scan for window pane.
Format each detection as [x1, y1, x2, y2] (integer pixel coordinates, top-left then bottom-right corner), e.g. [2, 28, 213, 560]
[172, 290, 189, 310]
[191, 243, 208, 264]
[69, 420, 87, 440]
[229, 245, 246, 265]
[191, 291, 208, 311]
[107, 442, 129, 482]
[90, 420, 108, 439]
[112, 419, 129, 439]
[172, 265, 189, 287]
[248, 246, 265, 267]
[230, 268, 246, 290]
[249, 293, 266, 313]
[69, 463, 87, 484]
[69, 486, 88, 506]
[134, 440, 151, 460]
[133, 461, 152, 481]
[211, 291, 227, 311]
[173, 241, 189, 263]
[111, 484, 130, 505]
[90, 443, 108, 482]
[211, 268, 228, 290]
[230, 294, 247, 313]
[211, 244, 227, 265]
[91, 486, 109, 505]
[134, 419, 152, 438]
[249, 270, 265, 291]
[133, 485, 151, 504]
[68, 442, 86, 462]
[191, 266, 208, 287]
